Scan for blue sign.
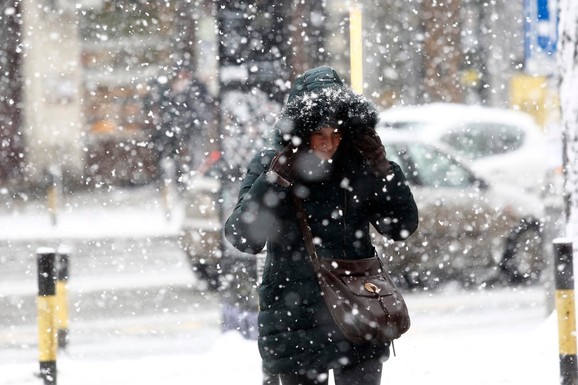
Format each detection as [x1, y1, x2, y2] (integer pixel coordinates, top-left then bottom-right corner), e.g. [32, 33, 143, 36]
[524, 0, 558, 75]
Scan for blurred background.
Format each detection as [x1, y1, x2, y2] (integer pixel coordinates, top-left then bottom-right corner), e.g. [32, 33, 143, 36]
[0, 0, 565, 332]
[0, 1, 569, 383]
[0, 0, 560, 190]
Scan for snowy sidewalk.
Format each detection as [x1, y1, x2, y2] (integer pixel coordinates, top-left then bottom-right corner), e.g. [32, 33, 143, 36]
[0, 185, 183, 241]
[0, 185, 563, 385]
[0, 185, 192, 300]
[0, 303, 560, 385]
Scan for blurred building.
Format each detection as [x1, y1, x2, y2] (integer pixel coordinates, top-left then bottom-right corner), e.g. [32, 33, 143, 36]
[0, 2, 24, 185]
[1, 0, 218, 188]
[324, 0, 530, 109]
[1, 1, 84, 188]
[79, 1, 174, 186]
[0, 0, 553, 189]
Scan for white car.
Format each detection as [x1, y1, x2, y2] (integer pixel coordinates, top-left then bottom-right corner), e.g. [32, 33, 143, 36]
[181, 136, 546, 289]
[375, 135, 546, 287]
[377, 103, 548, 197]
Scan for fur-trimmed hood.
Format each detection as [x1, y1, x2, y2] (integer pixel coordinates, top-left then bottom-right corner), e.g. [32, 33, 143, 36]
[272, 66, 379, 149]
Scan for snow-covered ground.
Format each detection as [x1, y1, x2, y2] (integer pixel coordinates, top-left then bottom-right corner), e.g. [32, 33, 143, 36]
[0, 186, 566, 384]
[0, 186, 182, 241]
[0, 294, 560, 385]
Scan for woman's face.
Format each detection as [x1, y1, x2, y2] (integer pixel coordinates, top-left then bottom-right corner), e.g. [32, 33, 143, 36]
[309, 126, 342, 160]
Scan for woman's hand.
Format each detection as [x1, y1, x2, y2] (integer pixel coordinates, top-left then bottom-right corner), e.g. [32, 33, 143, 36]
[353, 131, 392, 177]
[267, 144, 297, 187]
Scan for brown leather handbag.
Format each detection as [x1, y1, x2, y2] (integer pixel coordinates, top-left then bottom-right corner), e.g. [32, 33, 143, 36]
[294, 196, 411, 344]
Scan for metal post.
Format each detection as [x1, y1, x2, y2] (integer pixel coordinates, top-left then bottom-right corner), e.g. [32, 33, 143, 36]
[56, 248, 70, 350]
[349, 4, 363, 94]
[159, 157, 174, 222]
[554, 239, 577, 385]
[47, 167, 60, 226]
[37, 248, 57, 385]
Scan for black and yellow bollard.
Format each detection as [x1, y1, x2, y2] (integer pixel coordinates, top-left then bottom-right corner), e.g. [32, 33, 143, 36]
[56, 249, 70, 350]
[554, 239, 577, 385]
[37, 248, 57, 385]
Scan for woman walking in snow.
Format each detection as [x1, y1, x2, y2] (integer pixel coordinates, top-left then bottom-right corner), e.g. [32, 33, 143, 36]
[225, 66, 418, 385]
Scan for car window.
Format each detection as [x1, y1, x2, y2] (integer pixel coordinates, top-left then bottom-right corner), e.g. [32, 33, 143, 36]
[439, 123, 524, 159]
[387, 143, 475, 188]
[386, 145, 413, 181]
[379, 121, 431, 131]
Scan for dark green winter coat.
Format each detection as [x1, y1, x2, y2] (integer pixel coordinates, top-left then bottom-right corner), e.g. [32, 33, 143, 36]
[224, 67, 418, 375]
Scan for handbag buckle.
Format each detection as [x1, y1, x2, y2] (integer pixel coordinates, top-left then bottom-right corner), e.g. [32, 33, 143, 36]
[364, 282, 381, 294]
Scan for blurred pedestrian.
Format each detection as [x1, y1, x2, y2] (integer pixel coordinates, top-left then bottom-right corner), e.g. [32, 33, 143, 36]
[146, 67, 213, 186]
[224, 66, 419, 385]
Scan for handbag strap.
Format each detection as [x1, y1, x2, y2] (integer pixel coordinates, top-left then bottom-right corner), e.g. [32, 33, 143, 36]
[292, 195, 321, 272]
[293, 195, 386, 276]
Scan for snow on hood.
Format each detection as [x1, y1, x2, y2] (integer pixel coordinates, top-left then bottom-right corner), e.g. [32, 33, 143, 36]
[271, 76, 378, 149]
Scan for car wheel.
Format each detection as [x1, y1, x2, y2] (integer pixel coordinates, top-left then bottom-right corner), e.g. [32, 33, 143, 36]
[500, 219, 544, 284]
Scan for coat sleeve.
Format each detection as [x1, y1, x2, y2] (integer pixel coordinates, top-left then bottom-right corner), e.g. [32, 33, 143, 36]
[224, 150, 285, 254]
[369, 161, 419, 241]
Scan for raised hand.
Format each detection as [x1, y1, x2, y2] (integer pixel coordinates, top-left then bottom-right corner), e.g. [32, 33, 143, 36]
[353, 131, 392, 177]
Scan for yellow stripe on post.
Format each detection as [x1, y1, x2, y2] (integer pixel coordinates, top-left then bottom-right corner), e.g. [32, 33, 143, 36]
[47, 185, 57, 226]
[37, 296, 58, 362]
[556, 290, 577, 355]
[349, 5, 363, 94]
[56, 281, 69, 328]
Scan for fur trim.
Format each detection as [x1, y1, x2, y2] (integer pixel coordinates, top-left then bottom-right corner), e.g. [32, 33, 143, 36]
[272, 86, 378, 148]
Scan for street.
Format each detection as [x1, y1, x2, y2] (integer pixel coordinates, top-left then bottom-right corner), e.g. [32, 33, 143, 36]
[0, 237, 205, 359]
[1, 235, 550, 367]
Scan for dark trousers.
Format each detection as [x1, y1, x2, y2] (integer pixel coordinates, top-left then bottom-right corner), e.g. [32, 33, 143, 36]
[275, 359, 383, 385]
